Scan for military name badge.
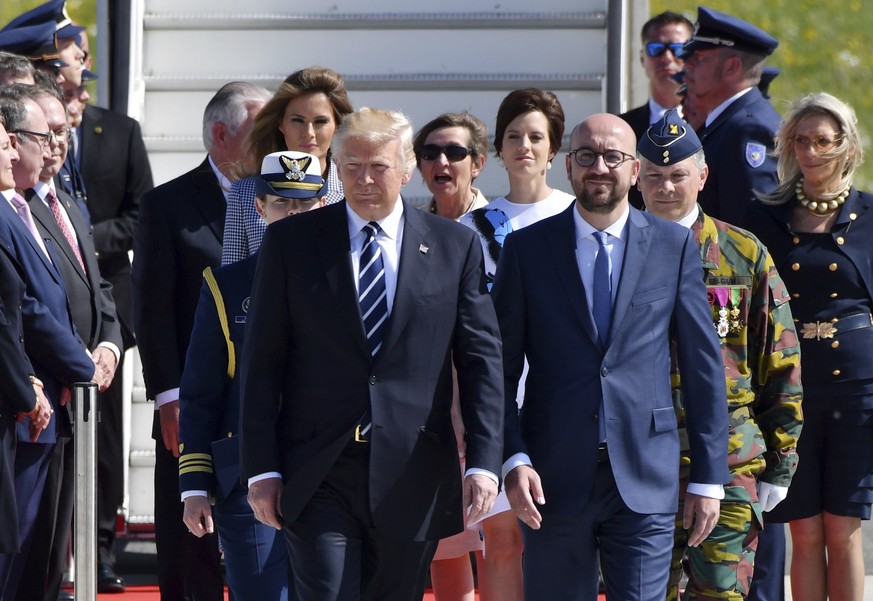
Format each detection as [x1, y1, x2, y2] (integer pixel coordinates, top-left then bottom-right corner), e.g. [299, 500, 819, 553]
[745, 142, 766, 168]
[707, 287, 744, 338]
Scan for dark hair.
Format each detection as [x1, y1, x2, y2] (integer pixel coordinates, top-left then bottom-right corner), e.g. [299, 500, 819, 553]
[493, 88, 565, 157]
[640, 11, 693, 43]
[32, 71, 65, 103]
[0, 51, 35, 85]
[246, 66, 353, 169]
[412, 111, 488, 168]
[0, 84, 39, 133]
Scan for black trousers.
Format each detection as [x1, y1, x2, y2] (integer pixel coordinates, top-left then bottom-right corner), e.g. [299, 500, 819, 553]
[285, 443, 437, 601]
[154, 421, 224, 601]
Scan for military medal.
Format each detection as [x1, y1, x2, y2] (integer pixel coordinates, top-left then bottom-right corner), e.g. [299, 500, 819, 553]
[709, 287, 744, 338]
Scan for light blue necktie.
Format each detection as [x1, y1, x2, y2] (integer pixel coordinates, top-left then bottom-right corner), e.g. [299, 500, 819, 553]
[356, 222, 388, 442]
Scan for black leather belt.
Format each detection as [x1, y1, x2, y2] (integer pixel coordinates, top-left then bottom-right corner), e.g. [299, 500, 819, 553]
[597, 444, 609, 464]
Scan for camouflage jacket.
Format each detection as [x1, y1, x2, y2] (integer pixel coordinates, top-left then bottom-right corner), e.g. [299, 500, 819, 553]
[673, 208, 802, 486]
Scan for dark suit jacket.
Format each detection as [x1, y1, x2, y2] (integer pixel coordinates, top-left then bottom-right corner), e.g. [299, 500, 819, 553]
[133, 158, 225, 413]
[78, 105, 154, 348]
[492, 205, 729, 516]
[240, 201, 504, 541]
[0, 241, 34, 553]
[0, 198, 95, 444]
[619, 103, 651, 211]
[698, 88, 780, 225]
[619, 103, 651, 144]
[178, 255, 257, 501]
[27, 188, 122, 353]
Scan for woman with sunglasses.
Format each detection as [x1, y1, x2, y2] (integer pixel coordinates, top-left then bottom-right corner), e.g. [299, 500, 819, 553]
[410, 112, 490, 601]
[221, 66, 352, 265]
[459, 88, 573, 601]
[746, 93, 873, 601]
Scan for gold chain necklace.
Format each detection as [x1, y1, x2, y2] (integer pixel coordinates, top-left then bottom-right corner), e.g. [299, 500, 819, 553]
[796, 179, 850, 216]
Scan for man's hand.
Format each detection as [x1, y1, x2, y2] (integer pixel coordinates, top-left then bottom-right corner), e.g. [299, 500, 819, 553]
[684, 492, 720, 547]
[183, 496, 214, 537]
[91, 347, 118, 392]
[21, 385, 52, 442]
[463, 473, 498, 525]
[505, 465, 546, 530]
[159, 400, 181, 458]
[248, 478, 284, 530]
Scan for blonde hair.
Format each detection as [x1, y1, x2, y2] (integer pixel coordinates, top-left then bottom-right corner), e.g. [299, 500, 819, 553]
[332, 107, 415, 175]
[760, 93, 863, 205]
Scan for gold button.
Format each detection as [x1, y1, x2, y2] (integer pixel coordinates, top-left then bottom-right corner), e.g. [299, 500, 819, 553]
[833, 369, 842, 376]
[792, 293, 800, 298]
[837, 236, 845, 245]
[791, 263, 800, 271]
[832, 340, 840, 348]
[830, 292, 839, 298]
[829, 263, 838, 271]
[793, 236, 800, 244]
[850, 213, 858, 220]
[227, 432, 233, 438]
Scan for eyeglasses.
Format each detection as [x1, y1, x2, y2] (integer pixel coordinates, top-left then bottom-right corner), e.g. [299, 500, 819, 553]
[419, 144, 473, 162]
[792, 134, 840, 151]
[645, 42, 686, 58]
[11, 129, 53, 149]
[51, 127, 71, 142]
[569, 148, 636, 169]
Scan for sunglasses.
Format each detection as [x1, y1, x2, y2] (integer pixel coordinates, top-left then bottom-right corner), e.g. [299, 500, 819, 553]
[420, 144, 473, 162]
[645, 42, 686, 58]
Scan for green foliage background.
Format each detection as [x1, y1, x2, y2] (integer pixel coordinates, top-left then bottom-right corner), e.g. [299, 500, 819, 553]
[652, 0, 872, 188]
[3, 1, 870, 185]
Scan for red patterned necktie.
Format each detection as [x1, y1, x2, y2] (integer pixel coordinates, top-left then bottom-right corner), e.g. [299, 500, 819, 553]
[46, 189, 86, 273]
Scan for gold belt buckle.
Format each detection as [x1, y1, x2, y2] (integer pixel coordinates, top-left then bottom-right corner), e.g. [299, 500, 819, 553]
[800, 320, 837, 341]
[354, 424, 369, 443]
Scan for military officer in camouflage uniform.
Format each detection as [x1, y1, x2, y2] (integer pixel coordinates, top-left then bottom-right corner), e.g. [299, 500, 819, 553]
[637, 109, 803, 600]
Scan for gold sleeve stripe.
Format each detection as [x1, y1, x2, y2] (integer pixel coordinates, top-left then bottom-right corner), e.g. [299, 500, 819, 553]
[202, 267, 236, 378]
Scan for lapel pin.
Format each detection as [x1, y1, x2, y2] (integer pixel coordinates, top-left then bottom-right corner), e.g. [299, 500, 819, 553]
[419, 244, 429, 254]
[94, 126, 103, 135]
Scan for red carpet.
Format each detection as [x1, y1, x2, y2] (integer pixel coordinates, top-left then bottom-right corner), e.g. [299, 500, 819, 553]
[101, 587, 608, 600]
[99, 588, 460, 600]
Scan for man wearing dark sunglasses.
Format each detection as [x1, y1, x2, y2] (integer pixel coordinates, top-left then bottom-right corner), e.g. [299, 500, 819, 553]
[619, 11, 692, 209]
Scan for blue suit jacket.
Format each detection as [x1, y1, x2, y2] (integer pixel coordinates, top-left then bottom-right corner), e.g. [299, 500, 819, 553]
[0, 198, 95, 444]
[492, 205, 729, 516]
[698, 87, 781, 225]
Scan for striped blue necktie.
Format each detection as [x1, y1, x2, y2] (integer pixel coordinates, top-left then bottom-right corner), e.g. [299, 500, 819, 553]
[356, 221, 388, 442]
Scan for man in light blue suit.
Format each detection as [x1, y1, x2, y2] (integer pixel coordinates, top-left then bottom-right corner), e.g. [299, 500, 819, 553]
[492, 113, 729, 601]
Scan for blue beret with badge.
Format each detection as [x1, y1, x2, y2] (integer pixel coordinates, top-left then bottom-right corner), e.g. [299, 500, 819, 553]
[255, 151, 327, 199]
[680, 6, 778, 59]
[638, 109, 702, 166]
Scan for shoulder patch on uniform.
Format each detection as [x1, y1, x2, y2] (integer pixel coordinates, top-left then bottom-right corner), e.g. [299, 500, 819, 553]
[745, 143, 766, 168]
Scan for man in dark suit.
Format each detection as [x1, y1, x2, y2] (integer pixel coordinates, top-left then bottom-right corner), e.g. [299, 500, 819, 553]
[681, 6, 781, 226]
[73, 73, 153, 591]
[12, 83, 124, 601]
[0, 88, 98, 601]
[241, 107, 504, 600]
[619, 11, 692, 210]
[133, 81, 269, 601]
[0, 114, 53, 557]
[492, 113, 729, 601]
